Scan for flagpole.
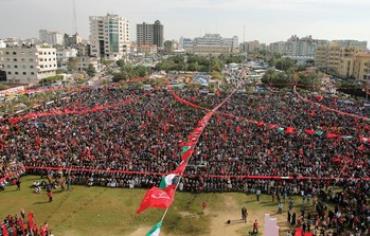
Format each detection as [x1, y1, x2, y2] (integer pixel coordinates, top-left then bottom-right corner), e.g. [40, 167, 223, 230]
[155, 87, 237, 226]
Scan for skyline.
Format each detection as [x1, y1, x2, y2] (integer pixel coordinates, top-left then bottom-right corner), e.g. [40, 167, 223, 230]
[1, 0, 370, 45]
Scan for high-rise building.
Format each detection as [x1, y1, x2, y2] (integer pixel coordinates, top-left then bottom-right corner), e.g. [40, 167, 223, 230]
[39, 29, 64, 46]
[136, 20, 164, 51]
[89, 14, 130, 60]
[0, 45, 57, 84]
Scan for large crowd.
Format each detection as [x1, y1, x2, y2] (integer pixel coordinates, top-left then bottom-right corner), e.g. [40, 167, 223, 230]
[0, 86, 369, 235]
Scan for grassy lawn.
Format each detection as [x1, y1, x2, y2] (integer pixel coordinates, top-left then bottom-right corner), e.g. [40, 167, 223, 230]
[1, 176, 307, 236]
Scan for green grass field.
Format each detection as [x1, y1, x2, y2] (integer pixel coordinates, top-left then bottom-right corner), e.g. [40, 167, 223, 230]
[0, 176, 306, 236]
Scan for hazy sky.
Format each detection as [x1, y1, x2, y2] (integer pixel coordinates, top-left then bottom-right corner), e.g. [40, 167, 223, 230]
[1, 0, 370, 44]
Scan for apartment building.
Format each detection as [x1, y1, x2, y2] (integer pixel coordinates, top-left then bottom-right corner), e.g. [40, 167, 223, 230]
[0, 45, 57, 84]
[89, 14, 130, 60]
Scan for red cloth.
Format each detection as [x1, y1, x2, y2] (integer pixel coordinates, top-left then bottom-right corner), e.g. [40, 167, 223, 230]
[294, 227, 303, 236]
[285, 127, 295, 134]
[1, 224, 9, 236]
[304, 129, 315, 135]
[326, 132, 339, 139]
[236, 126, 241, 133]
[136, 186, 176, 214]
[257, 121, 265, 127]
[173, 161, 187, 175]
[315, 95, 324, 102]
[268, 124, 278, 129]
[27, 212, 34, 231]
[304, 232, 313, 236]
[181, 148, 194, 161]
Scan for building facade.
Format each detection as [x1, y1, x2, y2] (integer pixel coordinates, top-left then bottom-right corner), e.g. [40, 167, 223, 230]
[240, 40, 261, 53]
[136, 20, 164, 52]
[332, 40, 367, 51]
[269, 35, 329, 57]
[0, 45, 57, 84]
[179, 37, 193, 50]
[56, 48, 78, 70]
[39, 29, 64, 46]
[64, 33, 82, 48]
[315, 44, 361, 76]
[89, 14, 130, 60]
[184, 34, 238, 55]
[352, 53, 370, 81]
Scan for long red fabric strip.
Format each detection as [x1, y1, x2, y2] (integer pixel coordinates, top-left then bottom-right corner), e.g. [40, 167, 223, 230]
[294, 89, 370, 122]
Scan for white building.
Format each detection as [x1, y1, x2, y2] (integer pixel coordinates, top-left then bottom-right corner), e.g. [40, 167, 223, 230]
[0, 40, 6, 49]
[0, 45, 57, 84]
[89, 14, 130, 60]
[56, 48, 78, 70]
[77, 56, 101, 72]
[39, 29, 64, 46]
[184, 34, 239, 55]
[179, 37, 193, 50]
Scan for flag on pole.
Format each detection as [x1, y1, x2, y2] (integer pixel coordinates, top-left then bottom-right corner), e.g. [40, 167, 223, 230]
[136, 186, 176, 214]
[173, 161, 187, 175]
[159, 173, 177, 189]
[146, 221, 162, 236]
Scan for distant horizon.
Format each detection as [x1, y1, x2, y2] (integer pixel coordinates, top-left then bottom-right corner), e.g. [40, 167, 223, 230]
[1, 0, 370, 46]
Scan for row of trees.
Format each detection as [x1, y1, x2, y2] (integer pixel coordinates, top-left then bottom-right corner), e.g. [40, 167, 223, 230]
[155, 54, 246, 73]
[262, 69, 322, 90]
[112, 64, 149, 82]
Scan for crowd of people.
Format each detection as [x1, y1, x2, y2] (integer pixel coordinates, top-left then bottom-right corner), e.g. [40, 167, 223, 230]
[1, 210, 49, 236]
[0, 86, 369, 235]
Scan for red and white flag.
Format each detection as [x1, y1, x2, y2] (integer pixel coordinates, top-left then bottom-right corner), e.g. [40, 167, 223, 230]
[136, 186, 176, 214]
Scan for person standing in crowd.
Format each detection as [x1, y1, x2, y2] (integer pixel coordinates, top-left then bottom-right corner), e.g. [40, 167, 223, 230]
[46, 184, 53, 202]
[16, 178, 21, 191]
[252, 219, 258, 234]
[241, 207, 248, 223]
[256, 188, 261, 202]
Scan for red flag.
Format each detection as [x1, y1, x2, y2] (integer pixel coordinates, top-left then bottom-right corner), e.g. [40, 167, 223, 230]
[294, 227, 303, 236]
[358, 144, 367, 152]
[304, 232, 313, 236]
[27, 212, 34, 231]
[304, 129, 315, 136]
[181, 148, 194, 161]
[326, 132, 338, 139]
[268, 124, 278, 129]
[174, 161, 187, 175]
[315, 95, 323, 102]
[285, 127, 295, 134]
[35, 135, 41, 148]
[257, 121, 265, 127]
[136, 186, 176, 214]
[1, 223, 9, 236]
[359, 135, 369, 143]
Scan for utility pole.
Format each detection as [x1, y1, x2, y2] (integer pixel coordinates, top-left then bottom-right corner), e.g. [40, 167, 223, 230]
[73, 0, 78, 34]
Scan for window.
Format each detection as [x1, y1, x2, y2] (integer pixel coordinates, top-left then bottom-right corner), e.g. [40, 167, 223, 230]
[6, 52, 9, 55]
[14, 65, 18, 68]
[13, 51, 16, 55]
[8, 72, 11, 75]
[13, 58, 17, 62]
[23, 72, 26, 75]
[30, 65, 33, 69]
[15, 72, 18, 75]
[40, 65, 44, 68]
[31, 72, 35, 75]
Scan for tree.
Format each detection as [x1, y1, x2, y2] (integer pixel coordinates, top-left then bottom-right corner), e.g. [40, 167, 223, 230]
[275, 58, 296, 72]
[116, 59, 125, 67]
[85, 64, 96, 77]
[67, 58, 79, 72]
[112, 72, 128, 82]
[262, 69, 292, 88]
[210, 71, 223, 81]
